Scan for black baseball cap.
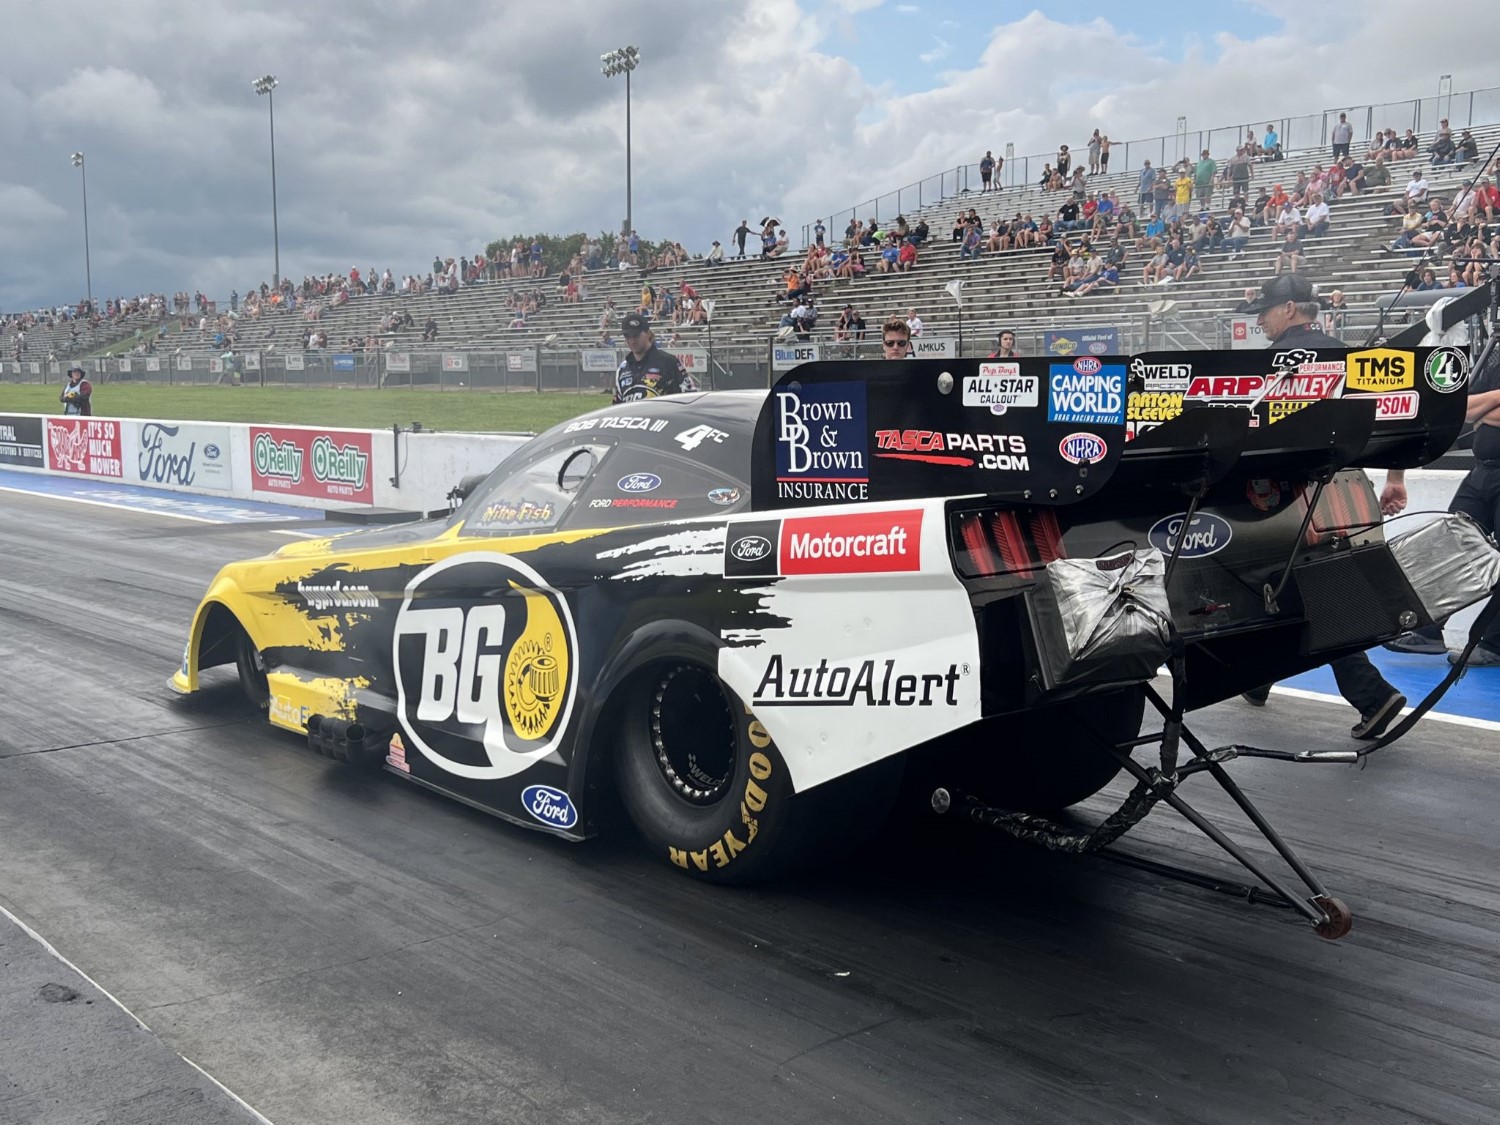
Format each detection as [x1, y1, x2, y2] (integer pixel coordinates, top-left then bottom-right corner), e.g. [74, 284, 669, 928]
[620, 312, 650, 335]
[1241, 274, 1316, 313]
[68, 364, 85, 375]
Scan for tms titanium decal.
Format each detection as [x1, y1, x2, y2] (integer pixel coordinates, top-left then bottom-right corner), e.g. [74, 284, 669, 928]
[873, 430, 1029, 470]
[964, 365, 1039, 413]
[752, 655, 969, 707]
[1148, 512, 1234, 558]
[1048, 359, 1126, 426]
[520, 784, 579, 830]
[1425, 347, 1470, 393]
[774, 381, 870, 502]
[393, 553, 578, 780]
[1345, 349, 1415, 393]
[724, 510, 923, 577]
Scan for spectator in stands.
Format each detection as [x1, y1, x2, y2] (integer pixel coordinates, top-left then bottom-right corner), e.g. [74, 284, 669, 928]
[790, 299, 818, 340]
[59, 365, 92, 415]
[1413, 267, 1442, 292]
[1087, 130, 1102, 176]
[834, 304, 856, 342]
[1056, 197, 1082, 233]
[1056, 144, 1071, 178]
[878, 237, 901, 273]
[1160, 235, 1187, 284]
[980, 149, 996, 192]
[1068, 167, 1088, 200]
[1198, 214, 1225, 254]
[1157, 171, 1177, 219]
[1273, 228, 1304, 275]
[1405, 168, 1431, 206]
[1176, 245, 1204, 283]
[905, 309, 924, 337]
[1047, 237, 1075, 283]
[881, 317, 911, 358]
[1337, 155, 1366, 197]
[1261, 123, 1282, 161]
[1429, 130, 1457, 167]
[988, 330, 1020, 358]
[960, 224, 983, 261]
[1070, 258, 1120, 298]
[1262, 183, 1290, 226]
[1395, 130, 1421, 159]
[1039, 163, 1055, 189]
[909, 217, 930, 244]
[1363, 153, 1392, 194]
[897, 238, 918, 271]
[1456, 130, 1479, 169]
[1225, 208, 1253, 259]
[1273, 198, 1302, 239]
[1141, 239, 1168, 285]
[1136, 161, 1155, 211]
[1301, 194, 1331, 239]
[1331, 113, 1354, 160]
[1194, 150, 1217, 207]
[421, 316, 438, 342]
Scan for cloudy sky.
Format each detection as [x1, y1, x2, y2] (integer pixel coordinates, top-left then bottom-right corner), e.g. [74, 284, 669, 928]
[4, 0, 1499, 310]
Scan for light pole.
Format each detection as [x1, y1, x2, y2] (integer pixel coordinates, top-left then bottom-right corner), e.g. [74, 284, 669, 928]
[252, 74, 281, 290]
[70, 152, 93, 320]
[600, 46, 640, 238]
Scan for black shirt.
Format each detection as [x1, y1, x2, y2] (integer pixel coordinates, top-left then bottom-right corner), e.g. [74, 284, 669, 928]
[613, 344, 694, 403]
[1267, 322, 1338, 348]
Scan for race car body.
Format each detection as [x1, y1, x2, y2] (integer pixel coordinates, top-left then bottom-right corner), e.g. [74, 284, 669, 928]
[172, 346, 1488, 886]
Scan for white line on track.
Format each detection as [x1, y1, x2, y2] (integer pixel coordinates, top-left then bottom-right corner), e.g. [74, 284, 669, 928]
[1265, 684, 1500, 732]
[0, 901, 277, 1125]
[0, 483, 323, 534]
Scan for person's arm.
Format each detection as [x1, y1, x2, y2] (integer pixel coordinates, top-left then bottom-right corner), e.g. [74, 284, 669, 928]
[1467, 389, 1500, 423]
[1379, 468, 1407, 516]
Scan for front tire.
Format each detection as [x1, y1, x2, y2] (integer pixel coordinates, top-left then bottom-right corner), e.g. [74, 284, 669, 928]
[234, 627, 270, 709]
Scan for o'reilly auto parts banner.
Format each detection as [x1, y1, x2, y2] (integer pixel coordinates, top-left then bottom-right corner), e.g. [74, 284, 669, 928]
[249, 425, 373, 504]
[46, 417, 124, 478]
[0, 415, 44, 468]
[135, 421, 234, 490]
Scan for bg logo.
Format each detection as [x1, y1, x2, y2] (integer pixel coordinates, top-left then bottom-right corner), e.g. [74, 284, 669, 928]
[393, 554, 577, 780]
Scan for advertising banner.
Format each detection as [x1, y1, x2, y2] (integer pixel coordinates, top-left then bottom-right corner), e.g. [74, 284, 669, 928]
[249, 425, 373, 504]
[29, 361, 41, 375]
[176, 354, 192, 371]
[135, 421, 235, 490]
[442, 353, 469, 373]
[505, 351, 538, 373]
[285, 352, 306, 371]
[773, 343, 821, 371]
[209, 357, 224, 374]
[145, 356, 161, 372]
[45, 417, 124, 478]
[385, 352, 411, 373]
[1230, 314, 1334, 349]
[912, 336, 958, 359]
[118, 357, 132, 373]
[675, 348, 711, 373]
[332, 353, 356, 371]
[244, 351, 261, 371]
[581, 349, 619, 373]
[1045, 327, 1120, 357]
[0, 415, 44, 468]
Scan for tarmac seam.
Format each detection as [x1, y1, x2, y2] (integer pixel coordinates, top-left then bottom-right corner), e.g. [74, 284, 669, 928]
[0, 900, 278, 1125]
[0, 720, 255, 759]
[778, 1014, 902, 1067]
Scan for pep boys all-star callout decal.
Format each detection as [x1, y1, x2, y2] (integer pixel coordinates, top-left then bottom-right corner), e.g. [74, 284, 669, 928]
[249, 425, 373, 504]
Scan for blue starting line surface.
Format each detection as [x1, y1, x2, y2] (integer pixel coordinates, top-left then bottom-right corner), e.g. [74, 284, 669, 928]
[1280, 647, 1500, 727]
[0, 468, 317, 524]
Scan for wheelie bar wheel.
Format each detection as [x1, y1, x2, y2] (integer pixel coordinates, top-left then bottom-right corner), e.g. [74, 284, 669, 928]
[1311, 895, 1353, 940]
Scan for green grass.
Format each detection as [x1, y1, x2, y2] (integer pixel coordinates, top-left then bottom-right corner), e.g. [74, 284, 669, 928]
[0, 383, 609, 433]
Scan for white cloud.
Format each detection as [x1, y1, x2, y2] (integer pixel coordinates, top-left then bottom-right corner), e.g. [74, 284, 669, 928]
[918, 36, 951, 64]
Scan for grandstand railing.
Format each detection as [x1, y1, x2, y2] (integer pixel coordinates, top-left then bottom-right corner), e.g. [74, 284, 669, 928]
[806, 83, 1500, 248]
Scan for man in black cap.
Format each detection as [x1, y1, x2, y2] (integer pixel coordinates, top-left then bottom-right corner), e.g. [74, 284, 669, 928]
[60, 365, 93, 416]
[612, 313, 695, 403]
[1238, 273, 1409, 737]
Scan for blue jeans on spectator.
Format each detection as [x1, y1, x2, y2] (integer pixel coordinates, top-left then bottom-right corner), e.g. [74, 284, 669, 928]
[1224, 236, 1248, 254]
[1302, 220, 1328, 239]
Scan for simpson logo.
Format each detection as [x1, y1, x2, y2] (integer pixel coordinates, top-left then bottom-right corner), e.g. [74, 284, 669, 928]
[393, 554, 577, 780]
[521, 784, 579, 830]
[753, 655, 969, 707]
[254, 432, 304, 481]
[1058, 433, 1107, 464]
[1048, 363, 1125, 426]
[964, 370, 1038, 412]
[780, 509, 922, 575]
[1148, 512, 1233, 558]
[775, 381, 870, 503]
[1346, 349, 1415, 393]
[1425, 347, 1469, 393]
[1346, 391, 1419, 420]
[874, 430, 1029, 470]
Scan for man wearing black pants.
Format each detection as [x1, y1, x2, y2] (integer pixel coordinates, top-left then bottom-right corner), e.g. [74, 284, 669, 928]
[1386, 344, 1500, 664]
[1238, 274, 1408, 738]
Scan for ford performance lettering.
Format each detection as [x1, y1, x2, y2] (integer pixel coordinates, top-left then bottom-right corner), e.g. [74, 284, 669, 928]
[754, 655, 965, 707]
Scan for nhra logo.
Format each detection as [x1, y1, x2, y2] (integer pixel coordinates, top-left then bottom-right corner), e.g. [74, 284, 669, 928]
[254, 433, 304, 481]
[1058, 433, 1107, 464]
[1072, 357, 1103, 376]
[393, 554, 577, 780]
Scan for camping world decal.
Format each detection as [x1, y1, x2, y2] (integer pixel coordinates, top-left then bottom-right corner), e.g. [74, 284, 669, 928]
[249, 425, 373, 504]
[393, 553, 578, 780]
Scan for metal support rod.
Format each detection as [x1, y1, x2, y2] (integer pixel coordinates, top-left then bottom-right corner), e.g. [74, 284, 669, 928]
[268, 87, 280, 290]
[1263, 477, 1328, 613]
[624, 67, 632, 236]
[79, 160, 92, 316]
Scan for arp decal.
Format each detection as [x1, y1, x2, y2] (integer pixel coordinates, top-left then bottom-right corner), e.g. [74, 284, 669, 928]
[753, 655, 969, 707]
[618, 472, 662, 493]
[393, 553, 578, 780]
[1345, 349, 1415, 393]
[521, 784, 579, 830]
[1425, 347, 1470, 393]
[1187, 376, 1264, 399]
[1058, 433, 1108, 465]
[1047, 361, 1125, 426]
[1148, 512, 1234, 558]
[779, 509, 922, 575]
[774, 381, 870, 503]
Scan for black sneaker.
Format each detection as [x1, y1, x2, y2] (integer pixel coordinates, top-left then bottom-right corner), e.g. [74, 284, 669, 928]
[1351, 692, 1406, 740]
[1385, 631, 1448, 655]
[1241, 685, 1272, 706]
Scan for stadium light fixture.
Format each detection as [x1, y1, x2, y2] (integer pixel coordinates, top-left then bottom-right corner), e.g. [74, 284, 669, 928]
[252, 74, 281, 289]
[69, 151, 93, 320]
[600, 46, 641, 236]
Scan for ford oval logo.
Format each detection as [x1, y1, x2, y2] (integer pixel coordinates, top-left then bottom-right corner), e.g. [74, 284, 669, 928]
[204, 443, 221, 458]
[1072, 356, 1103, 376]
[730, 534, 771, 561]
[521, 784, 578, 830]
[618, 472, 661, 493]
[1148, 512, 1234, 558]
[1059, 432, 1107, 464]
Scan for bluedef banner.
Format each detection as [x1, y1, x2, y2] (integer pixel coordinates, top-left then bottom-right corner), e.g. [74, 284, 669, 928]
[0, 415, 44, 468]
[135, 421, 235, 490]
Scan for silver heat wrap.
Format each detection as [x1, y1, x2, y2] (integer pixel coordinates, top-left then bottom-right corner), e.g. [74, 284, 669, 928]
[1388, 512, 1500, 623]
[1029, 548, 1173, 688]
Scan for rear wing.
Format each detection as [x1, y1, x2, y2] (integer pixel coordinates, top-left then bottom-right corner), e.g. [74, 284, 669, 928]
[750, 347, 1469, 511]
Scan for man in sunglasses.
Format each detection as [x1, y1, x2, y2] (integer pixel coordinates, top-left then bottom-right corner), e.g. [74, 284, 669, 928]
[880, 317, 911, 358]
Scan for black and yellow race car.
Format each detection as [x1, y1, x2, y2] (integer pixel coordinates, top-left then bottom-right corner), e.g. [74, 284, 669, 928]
[172, 347, 1494, 928]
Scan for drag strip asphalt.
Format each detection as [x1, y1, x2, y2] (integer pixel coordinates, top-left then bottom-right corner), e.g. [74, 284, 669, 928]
[2, 489, 1499, 1125]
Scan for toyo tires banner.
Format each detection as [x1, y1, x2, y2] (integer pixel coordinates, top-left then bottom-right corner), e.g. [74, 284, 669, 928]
[249, 425, 373, 504]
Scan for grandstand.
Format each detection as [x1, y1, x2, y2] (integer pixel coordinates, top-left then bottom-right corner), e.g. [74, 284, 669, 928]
[4, 112, 1497, 381]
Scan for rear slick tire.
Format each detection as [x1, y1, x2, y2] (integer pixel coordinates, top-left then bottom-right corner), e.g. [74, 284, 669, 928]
[234, 627, 270, 710]
[613, 663, 901, 884]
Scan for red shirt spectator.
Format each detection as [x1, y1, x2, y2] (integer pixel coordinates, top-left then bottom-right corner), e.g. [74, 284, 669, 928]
[898, 241, 918, 270]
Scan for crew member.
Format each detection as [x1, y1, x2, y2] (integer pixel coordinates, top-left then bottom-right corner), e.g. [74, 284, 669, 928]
[1387, 324, 1500, 665]
[612, 312, 695, 402]
[60, 365, 92, 416]
[880, 317, 911, 359]
[989, 329, 1021, 358]
[1239, 274, 1408, 738]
